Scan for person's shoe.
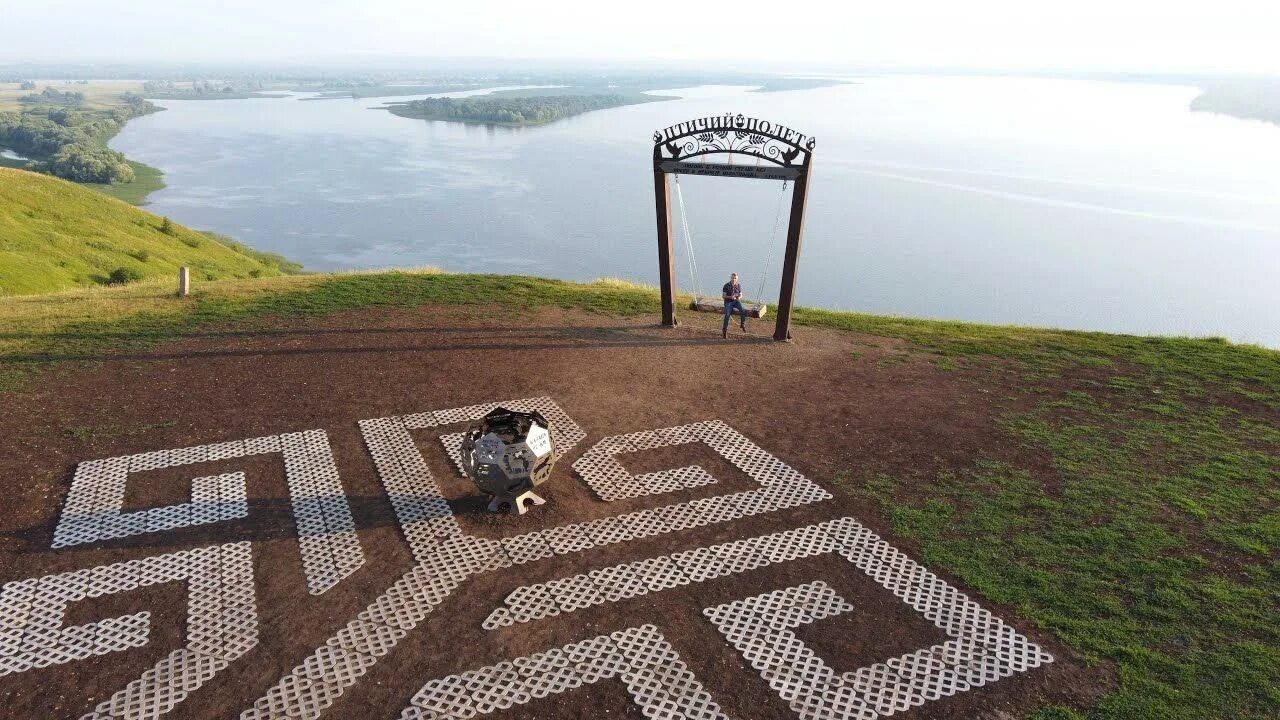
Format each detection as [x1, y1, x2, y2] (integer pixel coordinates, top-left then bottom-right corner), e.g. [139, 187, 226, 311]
[722, 327, 728, 339]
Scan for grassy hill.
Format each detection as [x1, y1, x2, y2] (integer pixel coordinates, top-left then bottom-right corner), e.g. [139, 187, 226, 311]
[0, 168, 298, 296]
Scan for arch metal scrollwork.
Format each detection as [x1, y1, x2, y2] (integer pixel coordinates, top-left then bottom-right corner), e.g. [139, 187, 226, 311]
[653, 113, 816, 168]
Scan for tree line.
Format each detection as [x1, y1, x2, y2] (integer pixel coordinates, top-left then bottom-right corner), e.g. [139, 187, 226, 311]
[19, 87, 86, 106]
[0, 95, 155, 184]
[143, 79, 266, 96]
[391, 94, 627, 125]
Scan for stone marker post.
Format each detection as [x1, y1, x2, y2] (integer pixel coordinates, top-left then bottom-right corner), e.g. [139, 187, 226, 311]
[177, 266, 190, 297]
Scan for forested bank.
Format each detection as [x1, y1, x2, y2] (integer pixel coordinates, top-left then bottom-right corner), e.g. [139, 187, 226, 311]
[0, 93, 157, 185]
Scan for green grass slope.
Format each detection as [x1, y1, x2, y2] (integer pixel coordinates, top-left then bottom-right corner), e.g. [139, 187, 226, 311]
[0, 168, 297, 296]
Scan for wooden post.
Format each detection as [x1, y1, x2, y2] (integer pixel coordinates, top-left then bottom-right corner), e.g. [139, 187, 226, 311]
[177, 266, 190, 297]
[773, 160, 812, 342]
[654, 168, 677, 326]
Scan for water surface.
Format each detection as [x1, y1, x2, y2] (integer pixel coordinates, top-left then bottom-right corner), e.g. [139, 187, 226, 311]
[112, 78, 1280, 346]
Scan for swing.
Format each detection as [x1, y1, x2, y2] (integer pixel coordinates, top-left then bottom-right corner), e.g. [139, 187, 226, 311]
[671, 173, 789, 320]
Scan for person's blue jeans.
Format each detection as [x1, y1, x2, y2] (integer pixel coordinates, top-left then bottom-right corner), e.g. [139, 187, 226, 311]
[723, 300, 746, 331]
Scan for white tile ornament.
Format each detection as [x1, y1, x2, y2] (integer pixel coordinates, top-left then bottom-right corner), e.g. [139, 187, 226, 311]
[242, 412, 832, 720]
[494, 421, 831, 563]
[571, 427, 723, 501]
[52, 430, 364, 596]
[481, 517, 1052, 717]
[17, 400, 1044, 720]
[362, 411, 829, 568]
[281, 430, 365, 595]
[0, 542, 258, 719]
[400, 624, 727, 720]
[240, 538, 493, 720]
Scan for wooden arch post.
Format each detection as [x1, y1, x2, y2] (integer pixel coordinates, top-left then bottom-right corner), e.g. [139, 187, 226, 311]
[652, 114, 816, 342]
[654, 165, 677, 327]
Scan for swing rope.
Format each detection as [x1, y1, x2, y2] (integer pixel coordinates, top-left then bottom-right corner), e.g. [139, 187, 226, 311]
[672, 175, 705, 301]
[753, 179, 788, 308]
[671, 174, 790, 313]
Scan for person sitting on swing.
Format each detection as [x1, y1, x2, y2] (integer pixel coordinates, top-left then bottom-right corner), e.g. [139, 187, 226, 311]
[722, 272, 747, 338]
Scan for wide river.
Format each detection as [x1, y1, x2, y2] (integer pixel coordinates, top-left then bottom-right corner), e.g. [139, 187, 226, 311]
[112, 78, 1280, 346]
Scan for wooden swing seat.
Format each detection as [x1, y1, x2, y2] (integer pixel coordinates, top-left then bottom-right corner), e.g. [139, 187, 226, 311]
[689, 297, 768, 318]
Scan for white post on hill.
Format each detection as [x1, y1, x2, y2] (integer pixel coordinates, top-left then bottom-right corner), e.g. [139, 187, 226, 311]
[177, 266, 190, 297]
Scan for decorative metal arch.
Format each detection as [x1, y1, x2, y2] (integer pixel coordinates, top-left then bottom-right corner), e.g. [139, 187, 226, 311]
[652, 114, 816, 341]
[655, 114, 815, 168]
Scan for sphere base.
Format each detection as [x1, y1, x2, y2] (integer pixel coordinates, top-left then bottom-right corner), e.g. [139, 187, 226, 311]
[488, 490, 546, 516]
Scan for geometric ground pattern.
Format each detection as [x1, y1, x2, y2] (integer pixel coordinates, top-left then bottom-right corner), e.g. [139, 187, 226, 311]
[51, 430, 362, 596]
[245, 411, 832, 719]
[3, 398, 1054, 719]
[398, 624, 727, 719]
[571, 427, 724, 501]
[240, 535, 494, 720]
[0, 542, 257, 719]
[481, 519, 1054, 717]
[483, 523, 841, 628]
[705, 580, 1051, 719]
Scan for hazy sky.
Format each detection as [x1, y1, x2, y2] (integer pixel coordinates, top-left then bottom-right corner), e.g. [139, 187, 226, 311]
[4, 0, 1278, 74]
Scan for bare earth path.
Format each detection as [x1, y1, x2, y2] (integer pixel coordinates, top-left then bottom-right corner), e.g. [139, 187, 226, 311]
[0, 306, 1106, 719]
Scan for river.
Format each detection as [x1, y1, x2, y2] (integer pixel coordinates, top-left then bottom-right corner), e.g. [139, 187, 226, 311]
[110, 77, 1280, 346]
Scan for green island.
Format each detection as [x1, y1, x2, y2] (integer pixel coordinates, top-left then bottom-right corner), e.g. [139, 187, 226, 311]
[385, 93, 641, 126]
[1191, 77, 1280, 125]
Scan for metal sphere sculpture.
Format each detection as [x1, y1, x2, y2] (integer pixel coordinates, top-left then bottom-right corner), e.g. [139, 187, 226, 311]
[460, 407, 557, 515]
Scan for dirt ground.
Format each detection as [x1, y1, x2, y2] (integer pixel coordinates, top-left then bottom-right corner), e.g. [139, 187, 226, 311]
[0, 305, 1108, 719]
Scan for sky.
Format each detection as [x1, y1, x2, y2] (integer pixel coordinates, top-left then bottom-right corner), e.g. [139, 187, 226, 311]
[3, 0, 1278, 75]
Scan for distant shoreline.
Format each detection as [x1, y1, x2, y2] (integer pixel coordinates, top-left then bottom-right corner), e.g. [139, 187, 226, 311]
[1189, 78, 1280, 126]
[144, 92, 289, 101]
